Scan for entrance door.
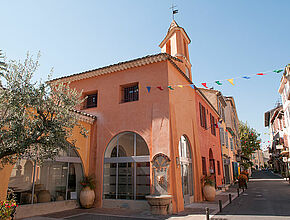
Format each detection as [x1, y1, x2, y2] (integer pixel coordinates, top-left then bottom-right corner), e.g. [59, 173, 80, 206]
[178, 136, 194, 205]
[224, 164, 230, 184]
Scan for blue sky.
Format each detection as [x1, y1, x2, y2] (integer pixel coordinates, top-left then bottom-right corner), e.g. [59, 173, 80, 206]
[1, 0, 289, 148]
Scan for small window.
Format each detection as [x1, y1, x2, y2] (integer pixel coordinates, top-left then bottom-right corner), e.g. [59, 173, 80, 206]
[210, 114, 216, 136]
[199, 103, 207, 129]
[121, 83, 139, 103]
[217, 161, 221, 175]
[166, 40, 171, 55]
[202, 157, 207, 175]
[85, 93, 98, 108]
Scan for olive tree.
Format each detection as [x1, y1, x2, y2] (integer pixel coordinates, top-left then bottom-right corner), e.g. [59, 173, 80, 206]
[0, 53, 86, 164]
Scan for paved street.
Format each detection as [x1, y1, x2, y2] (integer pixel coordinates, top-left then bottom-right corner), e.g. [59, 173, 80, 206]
[213, 170, 290, 220]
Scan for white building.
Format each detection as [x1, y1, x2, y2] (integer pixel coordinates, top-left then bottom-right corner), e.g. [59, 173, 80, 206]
[278, 65, 290, 170]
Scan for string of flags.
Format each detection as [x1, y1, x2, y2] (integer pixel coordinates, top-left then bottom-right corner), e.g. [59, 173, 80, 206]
[142, 68, 284, 92]
[200, 68, 283, 88]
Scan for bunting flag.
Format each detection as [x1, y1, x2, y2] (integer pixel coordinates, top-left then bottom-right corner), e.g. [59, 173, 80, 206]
[273, 69, 283, 73]
[227, 78, 234, 86]
[144, 66, 284, 92]
[190, 84, 195, 89]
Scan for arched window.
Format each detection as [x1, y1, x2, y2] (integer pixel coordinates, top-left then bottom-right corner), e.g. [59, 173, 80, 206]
[8, 148, 84, 205]
[178, 135, 193, 204]
[103, 132, 150, 200]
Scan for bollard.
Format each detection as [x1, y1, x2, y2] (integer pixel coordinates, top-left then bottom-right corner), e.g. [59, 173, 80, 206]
[219, 200, 222, 213]
[243, 187, 244, 192]
[205, 207, 209, 220]
[229, 193, 232, 203]
[237, 188, 240, 197]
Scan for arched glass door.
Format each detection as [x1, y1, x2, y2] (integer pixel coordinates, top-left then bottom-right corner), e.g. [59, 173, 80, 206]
[178, 135, 193, 204]
[103, 132, 150, 200]
[8, 148, 84, 205]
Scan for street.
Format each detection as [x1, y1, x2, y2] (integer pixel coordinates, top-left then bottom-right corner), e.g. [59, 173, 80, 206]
[213, 170, 290, 220]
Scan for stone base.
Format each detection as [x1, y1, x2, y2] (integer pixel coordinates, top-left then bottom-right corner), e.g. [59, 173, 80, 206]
[146, 195, 172, 215]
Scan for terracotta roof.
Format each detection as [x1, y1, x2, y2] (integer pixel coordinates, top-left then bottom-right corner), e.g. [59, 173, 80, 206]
[49, 53, 184, 85]
[71, 109, 97, 119]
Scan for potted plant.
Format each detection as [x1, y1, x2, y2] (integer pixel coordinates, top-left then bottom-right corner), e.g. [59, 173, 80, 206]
[202, 175, 216, 201]
[241, 170, 249, 179]
[79, 175, 96, 208]
[0, 189, 17, 220]
[238, 174, 248, 189]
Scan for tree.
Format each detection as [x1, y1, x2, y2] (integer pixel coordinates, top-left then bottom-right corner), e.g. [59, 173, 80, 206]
[0, 53, 86, 164]
[239, 121, 261, 169]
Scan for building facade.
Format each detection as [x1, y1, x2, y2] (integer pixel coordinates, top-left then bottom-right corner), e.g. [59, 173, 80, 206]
[278, 64, 290, 173]
[198, 88, 235, 185]
[195, 89, 224, 188]
[224, 97, 241, 179]
[0, 20, 238, 217]
[265, 105, 288, 174]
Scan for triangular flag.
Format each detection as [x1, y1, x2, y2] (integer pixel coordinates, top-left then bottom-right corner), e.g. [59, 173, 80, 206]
[273, 69, 283, 73]
[215, 81, 222, 85]
[190, 84, 195, 89]
[227, 79, 234, 86]
[201, 83, 208, 88]
[168, 86, 174, 90]
[257, 73, 266, 76]
[177, 85, 183, 88]
[242, 76, 250, 79]
[146, 86, 151, 93]
[157, 86, 164, 90]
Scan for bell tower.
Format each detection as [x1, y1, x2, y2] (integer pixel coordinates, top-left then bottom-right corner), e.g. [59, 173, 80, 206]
[159, 20, 192, 80]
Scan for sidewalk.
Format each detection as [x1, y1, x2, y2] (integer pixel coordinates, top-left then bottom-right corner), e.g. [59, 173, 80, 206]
[21, 184, 244, 220]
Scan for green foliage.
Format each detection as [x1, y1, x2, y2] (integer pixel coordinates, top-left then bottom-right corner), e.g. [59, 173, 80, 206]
[0, 52, 87, 164]
[80, 175, 96, 190]
[239, 121, 261, 169]
[201, 175, 215, 186]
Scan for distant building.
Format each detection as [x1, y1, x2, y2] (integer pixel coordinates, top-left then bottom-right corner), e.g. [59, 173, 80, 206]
[265, 105, 288, 173]
[278, 64, 290, 172]
[251, 149, 264, 169]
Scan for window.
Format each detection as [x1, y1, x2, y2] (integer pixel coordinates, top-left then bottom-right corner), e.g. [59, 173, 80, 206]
[230, 138, 234, 151]
[183, 40, 188, 59]
[166, 40, 171, 55]
[8, 149, 84, 205]
[121, 83, 139, 103]
[199, 103, 207, 129]
[217, 161, 221, 175]
[202, 157, 207, 175]
[86, 93, 98, 108]
[210, 114, 216, 136]
[219, 128, 225, 145]
[103, 132, 150, 200]
[178, 136, 193, 198]
[225, 132, 229, 148]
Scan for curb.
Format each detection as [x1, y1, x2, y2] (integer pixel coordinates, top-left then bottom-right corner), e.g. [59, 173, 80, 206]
[210, 189, 243, 219]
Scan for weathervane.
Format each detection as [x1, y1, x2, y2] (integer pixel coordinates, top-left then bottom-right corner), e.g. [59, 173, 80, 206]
[169, 4, 178, 20]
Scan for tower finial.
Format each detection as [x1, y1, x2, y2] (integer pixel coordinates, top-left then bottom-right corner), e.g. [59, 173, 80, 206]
[169, 4, 178, 20]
